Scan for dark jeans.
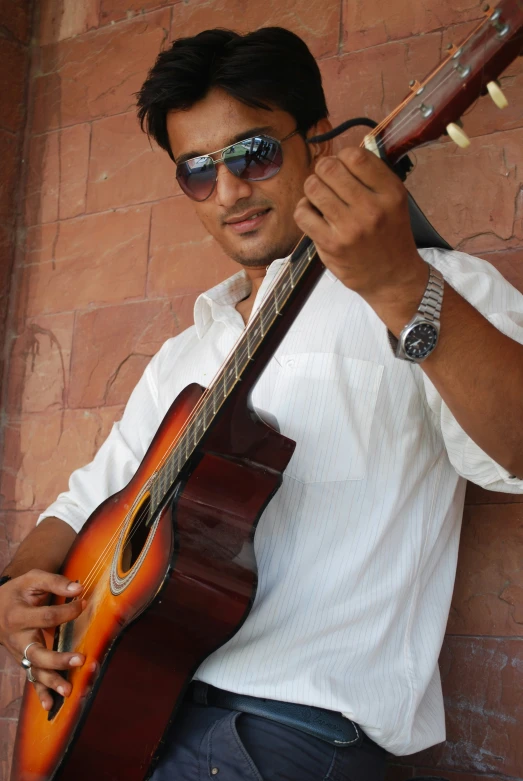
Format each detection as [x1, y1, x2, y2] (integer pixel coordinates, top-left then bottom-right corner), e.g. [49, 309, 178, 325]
[151, 701, 388, 781]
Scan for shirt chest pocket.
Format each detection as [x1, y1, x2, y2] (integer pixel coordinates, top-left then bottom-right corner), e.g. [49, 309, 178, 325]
[268, 353, 384, 484]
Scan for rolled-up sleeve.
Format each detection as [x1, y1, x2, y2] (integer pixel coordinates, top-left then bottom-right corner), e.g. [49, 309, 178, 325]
[421, 247, 523, 493]
[37, 347, 164, 533]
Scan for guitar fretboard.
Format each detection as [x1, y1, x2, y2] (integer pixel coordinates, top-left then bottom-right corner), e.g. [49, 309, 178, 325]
[149, 237, 318, 513]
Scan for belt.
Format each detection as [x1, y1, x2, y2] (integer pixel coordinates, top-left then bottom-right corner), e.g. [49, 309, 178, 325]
[186, 682, 384, 751]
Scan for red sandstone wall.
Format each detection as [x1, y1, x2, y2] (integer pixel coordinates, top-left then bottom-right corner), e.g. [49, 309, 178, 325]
[0, 1, 522, 779]
[0, 0, 32, 454]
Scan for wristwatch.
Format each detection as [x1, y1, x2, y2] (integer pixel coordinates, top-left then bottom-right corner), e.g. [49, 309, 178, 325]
[388, 264, 444, 363]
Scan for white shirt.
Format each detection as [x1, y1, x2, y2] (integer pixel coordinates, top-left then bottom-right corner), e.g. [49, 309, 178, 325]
[39, 247, 523, 755]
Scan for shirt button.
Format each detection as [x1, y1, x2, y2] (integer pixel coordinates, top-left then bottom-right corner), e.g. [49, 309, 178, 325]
[211, 768, 219, 775]
[287, 359, 294, 367]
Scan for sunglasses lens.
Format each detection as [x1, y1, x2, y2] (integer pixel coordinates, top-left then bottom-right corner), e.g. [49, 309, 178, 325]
[176, 156, 216, 201]
[224, 136, 283, 181]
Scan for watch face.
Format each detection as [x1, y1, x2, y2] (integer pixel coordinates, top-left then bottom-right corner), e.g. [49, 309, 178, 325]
[404, 323, 438, 360]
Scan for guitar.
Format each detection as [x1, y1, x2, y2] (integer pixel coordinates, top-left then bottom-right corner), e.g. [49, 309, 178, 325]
[12, 3, 523, 779]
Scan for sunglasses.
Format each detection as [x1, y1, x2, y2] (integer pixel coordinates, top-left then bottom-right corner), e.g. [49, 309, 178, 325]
[175, 129, 299, 202]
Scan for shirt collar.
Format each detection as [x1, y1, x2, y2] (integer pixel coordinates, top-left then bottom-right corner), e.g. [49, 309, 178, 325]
[193, 257, 289, 339]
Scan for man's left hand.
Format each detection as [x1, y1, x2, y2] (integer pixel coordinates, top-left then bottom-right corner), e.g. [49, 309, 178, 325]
[293, 147, 427, 307]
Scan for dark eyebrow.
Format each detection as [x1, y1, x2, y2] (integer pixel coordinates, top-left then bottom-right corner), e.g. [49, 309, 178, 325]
[175, 126, 275, 165]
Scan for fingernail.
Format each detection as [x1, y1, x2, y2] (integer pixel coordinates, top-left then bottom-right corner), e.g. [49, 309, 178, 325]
[57, 685, 66, 696]
[69, 655, 83, 666]
[67, 582, 82, 591]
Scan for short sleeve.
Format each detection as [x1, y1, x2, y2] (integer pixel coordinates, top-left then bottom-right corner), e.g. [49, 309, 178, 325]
[420, 248, 523, 494]
[37, 344, 166, 532]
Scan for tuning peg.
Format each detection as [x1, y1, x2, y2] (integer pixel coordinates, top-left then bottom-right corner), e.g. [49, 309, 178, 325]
[486, 80, 509, 108]
[446, 122, 471, 148]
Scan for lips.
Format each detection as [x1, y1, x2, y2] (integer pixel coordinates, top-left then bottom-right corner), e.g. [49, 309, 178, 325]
[224, 208, 271, 234]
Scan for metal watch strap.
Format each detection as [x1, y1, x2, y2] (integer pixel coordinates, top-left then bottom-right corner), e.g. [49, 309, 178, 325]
[388, 264, 444, 354]
[418, 264, 444, 322]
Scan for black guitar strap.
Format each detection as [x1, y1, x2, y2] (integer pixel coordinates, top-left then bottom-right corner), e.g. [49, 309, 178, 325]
[308, 117, 453, 252]
[408, 192, 452, 251]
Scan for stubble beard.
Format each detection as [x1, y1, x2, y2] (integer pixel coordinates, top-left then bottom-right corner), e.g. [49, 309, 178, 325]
[226, 231, 302, 269]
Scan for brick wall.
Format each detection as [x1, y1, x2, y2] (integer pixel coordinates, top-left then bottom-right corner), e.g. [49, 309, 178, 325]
[0, 1, 522, 779]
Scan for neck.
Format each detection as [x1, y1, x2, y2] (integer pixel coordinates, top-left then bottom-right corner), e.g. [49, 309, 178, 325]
[236, 265, 269, 324]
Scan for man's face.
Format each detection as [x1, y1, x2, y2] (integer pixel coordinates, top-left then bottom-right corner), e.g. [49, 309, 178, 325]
[166, 88, 322, 269]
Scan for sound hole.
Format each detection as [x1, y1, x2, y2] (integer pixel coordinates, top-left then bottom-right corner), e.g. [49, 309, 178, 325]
[121, 494, 152, 573]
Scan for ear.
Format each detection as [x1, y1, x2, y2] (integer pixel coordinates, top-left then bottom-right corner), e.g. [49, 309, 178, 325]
[306, 118, 333, 162]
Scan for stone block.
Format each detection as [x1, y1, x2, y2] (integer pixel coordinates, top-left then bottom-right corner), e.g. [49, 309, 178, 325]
[148, 196, 237, 299]
[24, 131, 60, 226]
[0, 669, 24, 719]
[0, 406, 125, 512]
[59, 123, 91, 219]
[406, 127, 523, 256]
[0, 510, 38, 551]
[100, 0, 173, 26]
[0, 129, 18, 222]
[32, 9, 171, 133]
[170, 0, 340, 59]
[86, 112, 178, 214]
[38, 0, 100, 44]
[342, 0, 482, 52]
[0, 37, 28, 134]
[25, 222, 59, 265]
[0, 717, 17, 780]
[22, 205, 150, 316]
[5, 312, 75, 417]
[406, 637, 523, 778]
[320, 33, 442, 151]
[68, 298, 188, 409]
[0, 0, 32, 43]
[448, 504, 523, 636]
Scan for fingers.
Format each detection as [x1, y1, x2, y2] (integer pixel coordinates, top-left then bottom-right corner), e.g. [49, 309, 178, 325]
[336, 146, 401, 194]
[8, 597, 86, 634]
[20, 569, 83, 600]
[29, 665, 74, 700]
[22, 637, 85, 711]
[25, 639, 84, 672]
[294, 197, 333, 250]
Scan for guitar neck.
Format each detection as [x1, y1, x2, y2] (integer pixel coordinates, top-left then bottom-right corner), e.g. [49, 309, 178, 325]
[150, 236, 324, 510]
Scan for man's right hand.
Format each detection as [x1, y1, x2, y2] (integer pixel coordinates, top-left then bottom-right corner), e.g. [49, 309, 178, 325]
[0, 570, 86, 711]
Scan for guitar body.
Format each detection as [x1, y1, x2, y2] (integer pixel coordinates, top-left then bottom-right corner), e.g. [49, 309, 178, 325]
[12, 383, 295, 781]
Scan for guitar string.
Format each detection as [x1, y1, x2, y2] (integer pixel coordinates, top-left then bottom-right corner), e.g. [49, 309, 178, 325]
[78, 250, 314, 599]
[76, 16, 494, 599]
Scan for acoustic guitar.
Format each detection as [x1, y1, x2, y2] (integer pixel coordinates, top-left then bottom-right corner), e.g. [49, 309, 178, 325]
[12, 2, 523, 778]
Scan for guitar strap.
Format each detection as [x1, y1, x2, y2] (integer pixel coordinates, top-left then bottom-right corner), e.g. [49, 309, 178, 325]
[408, 192, 453, 251]
[308, 117, 453, 252]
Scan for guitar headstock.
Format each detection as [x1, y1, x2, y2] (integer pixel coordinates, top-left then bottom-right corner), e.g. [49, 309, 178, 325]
[366, 0, 523, 165]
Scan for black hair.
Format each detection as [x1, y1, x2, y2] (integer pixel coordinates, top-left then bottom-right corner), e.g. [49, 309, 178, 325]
[135, 27, 328, 162]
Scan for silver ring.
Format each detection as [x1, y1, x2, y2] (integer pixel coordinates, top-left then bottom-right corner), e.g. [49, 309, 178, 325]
[20, 641, 40, 674]
[26, 667, 37, 684]
[23, 641, 40, 660]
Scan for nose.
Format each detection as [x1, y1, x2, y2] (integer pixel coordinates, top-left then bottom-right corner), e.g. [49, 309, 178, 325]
[214, 161, 253, 208]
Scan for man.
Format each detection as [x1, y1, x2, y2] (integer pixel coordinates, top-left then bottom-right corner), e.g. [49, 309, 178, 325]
[1, 26, 523, 781]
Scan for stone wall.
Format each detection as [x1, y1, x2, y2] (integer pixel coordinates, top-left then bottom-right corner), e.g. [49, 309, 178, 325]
[0, 1, 522, 779]
[0, 0, 33, 469]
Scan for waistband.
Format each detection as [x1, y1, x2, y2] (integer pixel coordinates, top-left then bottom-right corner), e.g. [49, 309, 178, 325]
[186, 681, 385, 752]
